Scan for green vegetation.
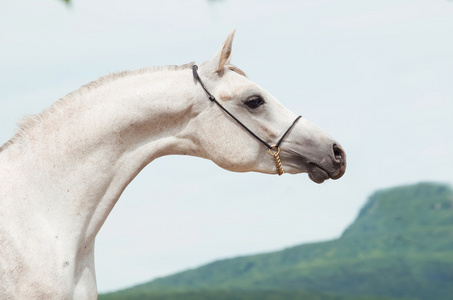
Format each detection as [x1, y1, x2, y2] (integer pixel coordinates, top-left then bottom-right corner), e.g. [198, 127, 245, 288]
[99, 290, 401, 300]
[101, 182, 453, 300]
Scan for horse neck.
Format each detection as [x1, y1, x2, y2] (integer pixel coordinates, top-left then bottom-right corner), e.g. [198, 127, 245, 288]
[2, 67, 200, 253]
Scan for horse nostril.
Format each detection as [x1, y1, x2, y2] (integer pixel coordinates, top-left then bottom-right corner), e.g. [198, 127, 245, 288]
[332, 144, 345, 163]
[330, 143, 347, 180]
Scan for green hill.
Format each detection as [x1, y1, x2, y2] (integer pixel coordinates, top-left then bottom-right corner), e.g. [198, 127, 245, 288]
[100, 182, 453, 300]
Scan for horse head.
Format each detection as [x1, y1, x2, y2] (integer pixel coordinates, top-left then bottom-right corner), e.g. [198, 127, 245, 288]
[190, 31, 346, 183]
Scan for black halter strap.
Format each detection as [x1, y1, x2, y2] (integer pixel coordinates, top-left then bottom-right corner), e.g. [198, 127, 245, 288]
[192, 64, 301, 150]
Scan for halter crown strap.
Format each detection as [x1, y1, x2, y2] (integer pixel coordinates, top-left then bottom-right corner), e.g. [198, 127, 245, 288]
[192, 65, 216, 101]
[192, 65, 301, 151]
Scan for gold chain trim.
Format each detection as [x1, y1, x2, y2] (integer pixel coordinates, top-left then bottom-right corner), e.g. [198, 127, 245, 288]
[269, 145, 284, 176]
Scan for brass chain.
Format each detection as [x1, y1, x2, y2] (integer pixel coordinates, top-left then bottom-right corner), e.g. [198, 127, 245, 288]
[269, 145, 284, 176]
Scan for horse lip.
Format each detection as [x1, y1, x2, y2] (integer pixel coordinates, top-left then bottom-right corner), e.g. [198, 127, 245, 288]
[308, 162, 330, 183]
[310, 162, 328, 174]
[309, 161, 345, 181]
[285, 150, 346, 180]
[330, 168, 345, 180]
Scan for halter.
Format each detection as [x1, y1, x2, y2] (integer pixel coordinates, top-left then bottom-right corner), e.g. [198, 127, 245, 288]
[192, 65, 301, 175]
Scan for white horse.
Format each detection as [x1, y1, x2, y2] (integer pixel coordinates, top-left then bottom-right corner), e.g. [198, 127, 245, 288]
[0, 31, 346, 299]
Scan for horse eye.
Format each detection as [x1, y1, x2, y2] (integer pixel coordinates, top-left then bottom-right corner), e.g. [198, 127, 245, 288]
[245, 96, 264, 109]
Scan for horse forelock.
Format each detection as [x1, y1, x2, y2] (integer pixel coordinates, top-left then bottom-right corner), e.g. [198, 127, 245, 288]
[227, 65, 247, 78]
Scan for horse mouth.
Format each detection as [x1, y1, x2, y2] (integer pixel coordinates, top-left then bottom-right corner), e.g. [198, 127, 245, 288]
[308, 163, 331, 184]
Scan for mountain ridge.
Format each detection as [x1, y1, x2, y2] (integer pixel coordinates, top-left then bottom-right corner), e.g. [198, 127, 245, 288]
[100, 182, 453, 300]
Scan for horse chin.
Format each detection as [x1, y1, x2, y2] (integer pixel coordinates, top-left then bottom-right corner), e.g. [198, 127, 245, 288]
[307, 165, 330, 184]
[284, 156, 331, 183]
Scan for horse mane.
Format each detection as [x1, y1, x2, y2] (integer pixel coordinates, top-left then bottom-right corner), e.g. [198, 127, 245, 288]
[0, 62, 246, 152]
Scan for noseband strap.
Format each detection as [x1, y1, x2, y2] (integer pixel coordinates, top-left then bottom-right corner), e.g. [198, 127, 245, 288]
[192, 64, 301, 175]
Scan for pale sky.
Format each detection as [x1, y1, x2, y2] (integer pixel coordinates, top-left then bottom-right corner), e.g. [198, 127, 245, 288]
[1, 0, 452, 293]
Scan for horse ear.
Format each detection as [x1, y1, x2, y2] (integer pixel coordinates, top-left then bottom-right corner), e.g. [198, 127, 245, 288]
[205, 30, 236, 74]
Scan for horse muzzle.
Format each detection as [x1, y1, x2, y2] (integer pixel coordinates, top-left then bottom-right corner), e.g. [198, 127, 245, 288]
[307, 143, 346, 183]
